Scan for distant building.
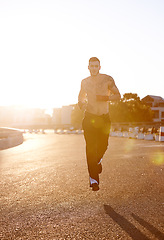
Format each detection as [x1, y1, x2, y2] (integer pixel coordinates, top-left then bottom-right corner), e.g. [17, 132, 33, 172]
[61, 105, 74, 125]
[0, 106, 50, 127]
[52, 108, 61, 125]
[52, 105, 74, 128]
[142, 95, 164, 123]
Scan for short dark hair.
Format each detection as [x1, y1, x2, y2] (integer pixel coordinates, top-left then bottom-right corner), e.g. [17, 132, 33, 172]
[89, 57, 100, 64]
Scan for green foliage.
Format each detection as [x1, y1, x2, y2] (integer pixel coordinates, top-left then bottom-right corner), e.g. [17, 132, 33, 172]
[122, 93, 140, 102]
[71, 93, 153, 126]
[109, 93, 153, 122]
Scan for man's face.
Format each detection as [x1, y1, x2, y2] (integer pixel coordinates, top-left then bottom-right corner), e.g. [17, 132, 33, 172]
[88, 61, 101, 76]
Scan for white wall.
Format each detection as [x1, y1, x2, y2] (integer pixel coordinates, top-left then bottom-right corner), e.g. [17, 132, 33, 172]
[152, 107, 164, 122]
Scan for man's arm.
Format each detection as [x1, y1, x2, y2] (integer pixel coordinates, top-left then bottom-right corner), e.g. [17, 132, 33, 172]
[108, 84, 121, 101]
[96, 80, 121, 102]
[78, 81, 87, 110]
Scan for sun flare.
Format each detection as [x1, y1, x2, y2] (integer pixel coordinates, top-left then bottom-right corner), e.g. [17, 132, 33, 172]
[151, 151, 164, 166]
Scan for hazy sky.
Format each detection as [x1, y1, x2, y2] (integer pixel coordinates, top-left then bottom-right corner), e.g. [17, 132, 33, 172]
[0, 0, 164, 109]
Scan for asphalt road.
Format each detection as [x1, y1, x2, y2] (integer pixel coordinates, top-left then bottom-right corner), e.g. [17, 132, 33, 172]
[0, 132, 164, 240]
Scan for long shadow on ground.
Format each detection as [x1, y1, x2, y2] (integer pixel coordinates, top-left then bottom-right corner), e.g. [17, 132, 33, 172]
[131, 213, 164, 240]
[104, 204, 157, 240]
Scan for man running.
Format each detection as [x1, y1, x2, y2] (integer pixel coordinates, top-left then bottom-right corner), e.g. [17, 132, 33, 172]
[78, 57, 121, 191]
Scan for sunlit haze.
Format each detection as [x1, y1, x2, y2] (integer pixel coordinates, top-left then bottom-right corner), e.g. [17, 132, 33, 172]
[0, 0, 164, 110]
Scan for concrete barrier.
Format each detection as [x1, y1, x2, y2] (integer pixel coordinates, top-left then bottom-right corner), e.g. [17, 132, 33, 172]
[54, 129, 84, 135]
[0, 128, 23, 150]
[137, 133, 145, 140]
[52, 127, 163, 143]
[144, 134, 154, 140]
[129, 132, 136, 139]
[155, 134, 159, 141]
[77, 130, 83, 134]
[110, 131, 117, 137]
[117, 132, 123, 137]
[123, 131, 129, 138]
[159, 126, 164, 142]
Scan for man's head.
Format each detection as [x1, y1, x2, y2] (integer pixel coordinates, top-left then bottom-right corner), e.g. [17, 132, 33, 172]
[88, 57, 101, 76]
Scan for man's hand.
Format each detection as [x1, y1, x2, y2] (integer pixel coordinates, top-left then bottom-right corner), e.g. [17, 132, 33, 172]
[96, 95, 109, 101]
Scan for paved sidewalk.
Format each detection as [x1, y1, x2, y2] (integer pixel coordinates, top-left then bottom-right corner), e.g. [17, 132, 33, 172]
[0, 133, 164, 239]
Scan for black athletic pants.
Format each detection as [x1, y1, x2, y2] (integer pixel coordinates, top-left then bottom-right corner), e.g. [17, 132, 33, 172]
[82, 112, 111, 185]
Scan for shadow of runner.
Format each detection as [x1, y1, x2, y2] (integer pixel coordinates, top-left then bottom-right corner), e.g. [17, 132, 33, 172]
[104, 205, 150, 240]
[131, 213, 164, 240]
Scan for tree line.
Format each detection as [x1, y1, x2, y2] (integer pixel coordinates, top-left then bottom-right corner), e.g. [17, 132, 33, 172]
[71, 93, 153, 128]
